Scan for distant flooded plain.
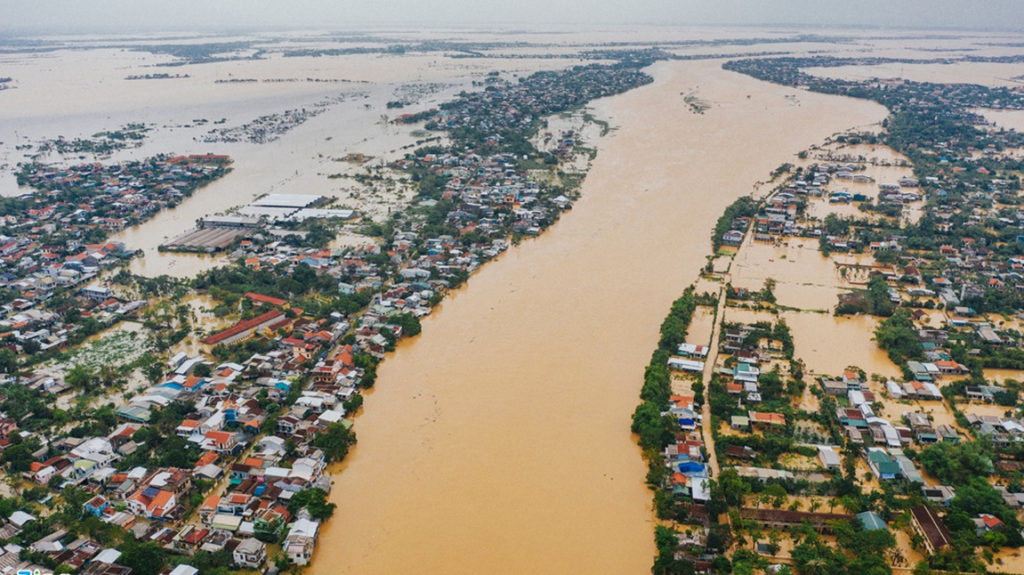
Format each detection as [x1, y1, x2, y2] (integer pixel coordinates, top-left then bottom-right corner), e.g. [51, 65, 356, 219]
[0, 48, 581, 276]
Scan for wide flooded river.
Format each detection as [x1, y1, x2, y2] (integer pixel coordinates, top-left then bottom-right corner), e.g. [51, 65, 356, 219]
[312, 59, 886, 574]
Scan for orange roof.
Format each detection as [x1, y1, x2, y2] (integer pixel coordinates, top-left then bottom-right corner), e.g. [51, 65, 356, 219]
[205, 430, 234, 446]
[750, 411, 786, 425]
[194, 452, 218, 467]
[201, 494, 220, 510]
[671, 395, 694, 406]
[201, 310, 284, 345]
[111, 424, 137, 439]
[149, 490, 174, 512]
[245, 292, 288, 307]
[178, 420, 201, 429]
[228, 492, 250, 504]
[244, 457, 264, 468]
[981, 514, 1004, 528]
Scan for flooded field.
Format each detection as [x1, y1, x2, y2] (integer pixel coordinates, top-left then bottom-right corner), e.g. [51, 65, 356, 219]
[687, 306, 718, 347]
[983, 368, 1024, 384]
[780, 311, 901, 378]
[730, 235, 875, 312]
[805, 61, 1024, 88]
[312, 57, 885, 574]
[0, 44, 584, 277]
[962, 402, 1017, 419]
[975, 108, 1024, 132]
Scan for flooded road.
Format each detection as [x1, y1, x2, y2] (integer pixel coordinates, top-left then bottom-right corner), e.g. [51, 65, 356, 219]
[313, 58, 886, 574]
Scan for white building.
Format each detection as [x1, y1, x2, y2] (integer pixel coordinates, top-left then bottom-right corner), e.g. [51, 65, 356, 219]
[232, 537, 267, 569]
[284, 512, 320, 566]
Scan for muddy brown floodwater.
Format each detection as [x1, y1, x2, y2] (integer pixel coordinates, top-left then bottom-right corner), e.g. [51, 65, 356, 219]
[311, 59, 886, 574]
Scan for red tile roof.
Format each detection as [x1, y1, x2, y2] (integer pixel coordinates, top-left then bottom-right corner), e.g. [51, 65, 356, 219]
[201, 310, 284, 346]
[245, 292, 287, 307]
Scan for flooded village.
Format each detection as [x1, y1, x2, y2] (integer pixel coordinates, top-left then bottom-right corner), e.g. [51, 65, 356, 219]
[0, 23, 1023, 575]
[640, 50, 1024, 575]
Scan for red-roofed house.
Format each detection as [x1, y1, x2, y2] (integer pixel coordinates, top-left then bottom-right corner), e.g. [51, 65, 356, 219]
[194, 451, 219, 469]
[245, 292, 288, 307]
[200, 495, 221, 523]
[748, 411, 787, 430]
[201, 430, 240, 454]
[201, 310, 284, 347]
[127, 488, 177, 519]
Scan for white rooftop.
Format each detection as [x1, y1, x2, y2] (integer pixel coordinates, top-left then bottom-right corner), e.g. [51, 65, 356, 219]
[93, 548, 122, 564]
[252, 194, 322, 209]
[238, 206, 296, 220]
[286, 208, 355, 221]
[9, 511, 34, 527]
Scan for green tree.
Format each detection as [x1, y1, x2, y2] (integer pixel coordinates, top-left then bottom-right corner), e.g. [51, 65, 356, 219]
[287, 488, 336, 520]
[2, 444, 33, 472]
[874, 310, 923, 365]
[764, 483, 788, 508]
[630, 401, 676, 451]
[867, 274, 896, 317]
[312, 422, 357, 463]
[65, 364, 95, 390]
[918, 441, 993, 484]
[119, 540, 167, 575]
[711, 468, 749, 509]
[653, 525, 695, 575]
[390, 312, 422, 337]
[0, 349, 16, 374]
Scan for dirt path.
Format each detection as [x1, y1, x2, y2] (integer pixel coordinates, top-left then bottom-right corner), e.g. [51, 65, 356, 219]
[701, 285, 727, 478]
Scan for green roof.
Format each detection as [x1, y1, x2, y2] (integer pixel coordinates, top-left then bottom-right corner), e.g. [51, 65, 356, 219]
[857, 511, 888, 531]
[868, 450, 892, 463]
[878, 461, 901, 476]
[116, 405, 151, 423]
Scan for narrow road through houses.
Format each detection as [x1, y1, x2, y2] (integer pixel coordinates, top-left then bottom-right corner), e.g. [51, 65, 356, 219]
[700, 283, 726, 479]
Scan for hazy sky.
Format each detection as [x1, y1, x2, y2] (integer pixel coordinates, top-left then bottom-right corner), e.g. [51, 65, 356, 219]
[2, 0, 1023, 34]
